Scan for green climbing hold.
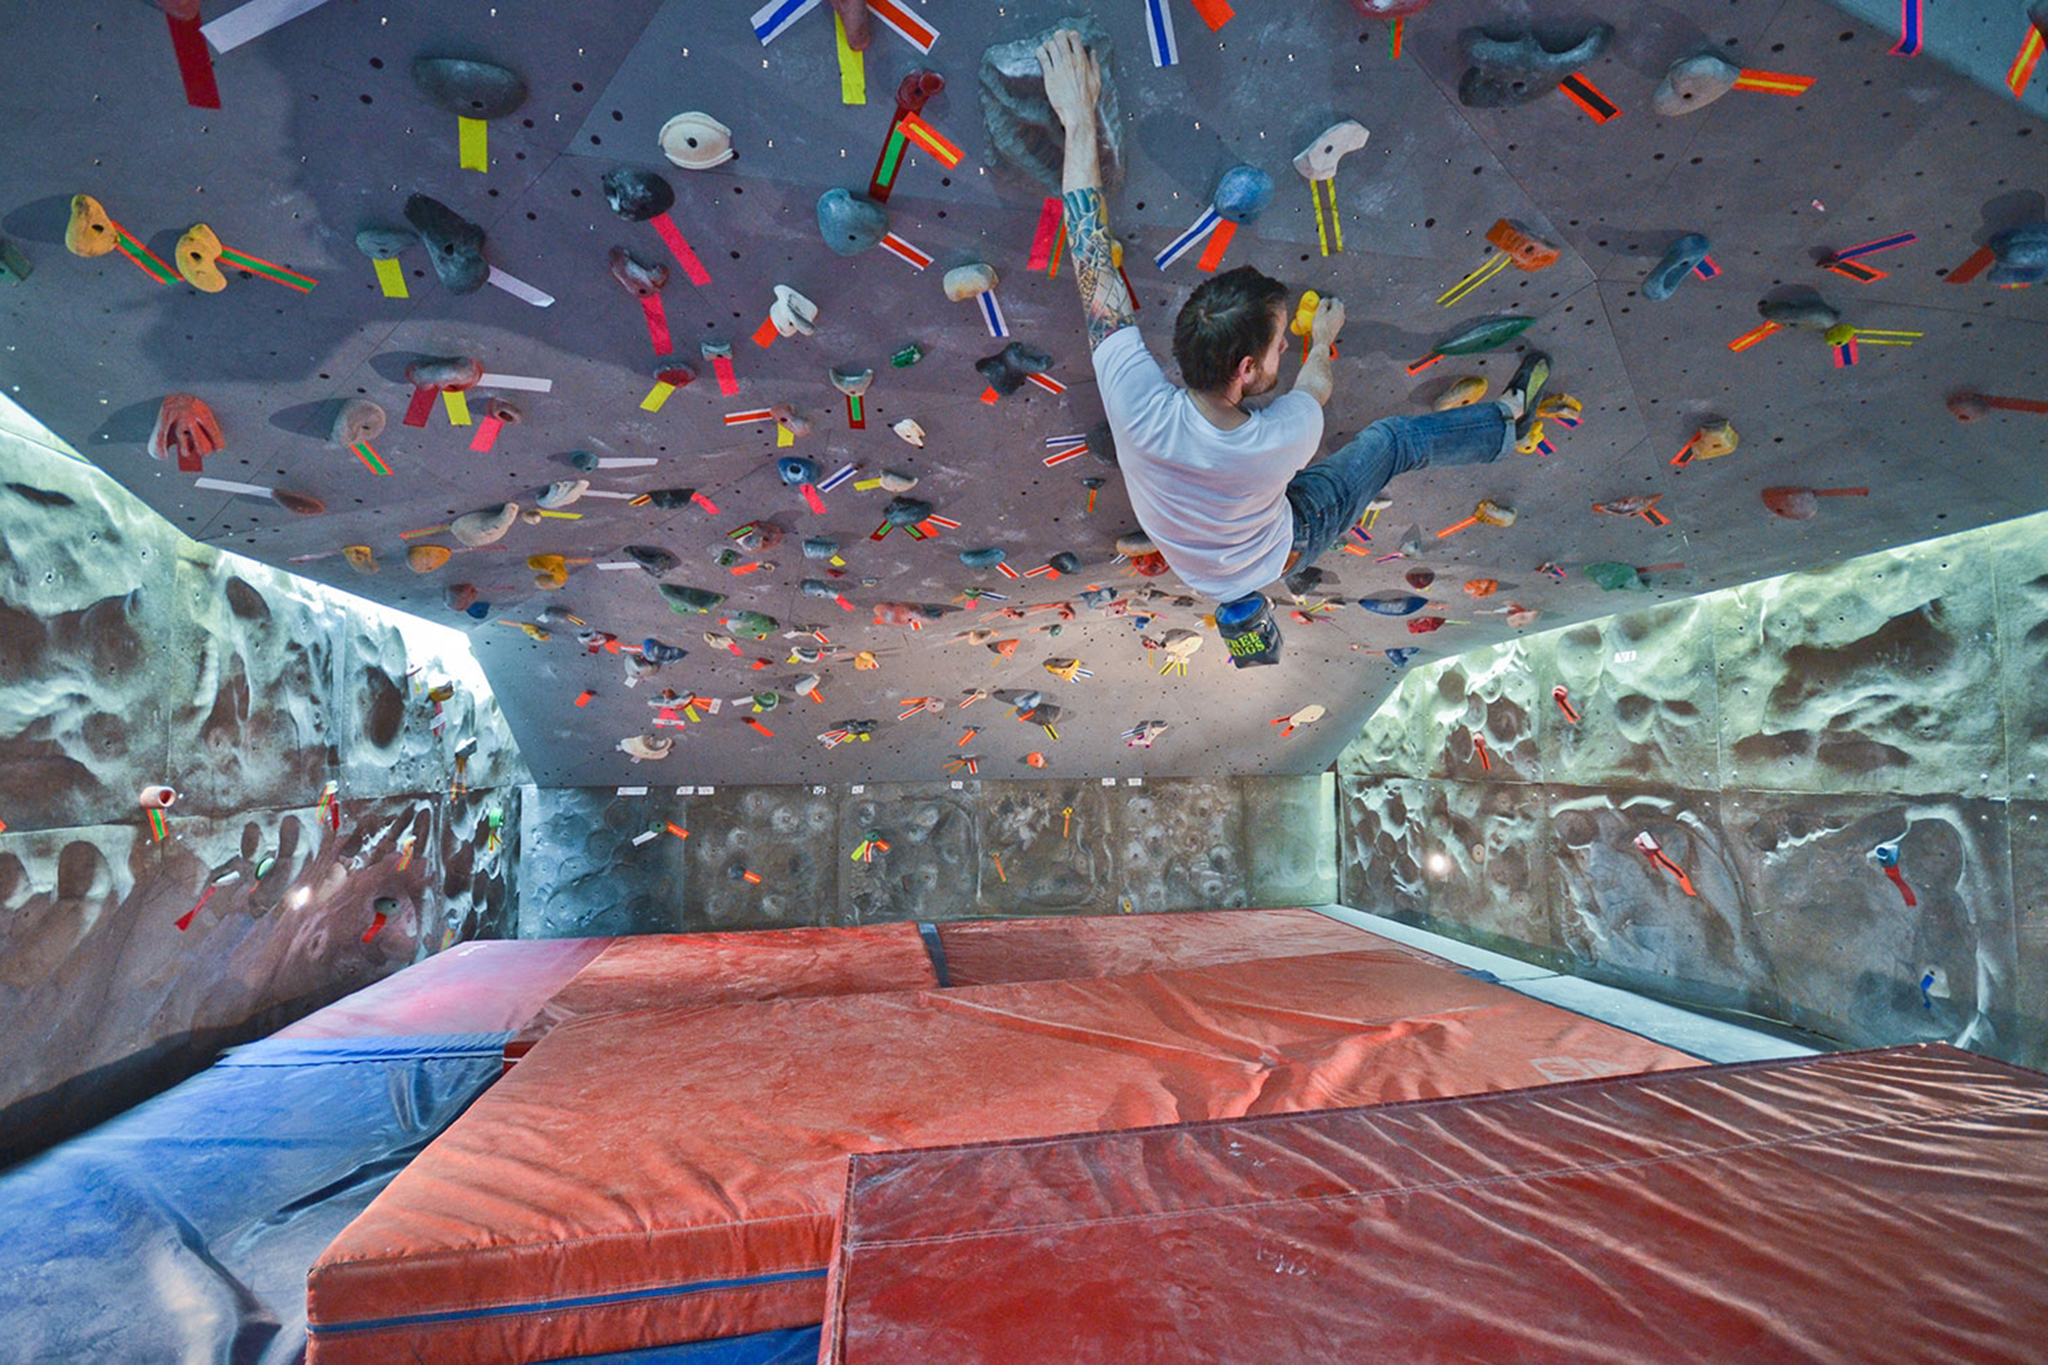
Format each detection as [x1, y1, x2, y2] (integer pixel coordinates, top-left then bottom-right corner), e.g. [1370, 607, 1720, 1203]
[727, 610, 778, 639]
[891, 343, 925, 368]
[1434, 314, 1536, 356]
[660, 583, 726, 614]
[1584, 561, 1647, 591]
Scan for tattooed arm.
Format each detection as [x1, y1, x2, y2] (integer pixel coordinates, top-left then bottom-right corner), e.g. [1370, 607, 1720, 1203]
[1038, 30, 1138, 348]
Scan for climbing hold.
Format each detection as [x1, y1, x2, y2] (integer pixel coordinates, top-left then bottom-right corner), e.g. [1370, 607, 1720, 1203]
[1485, 220, 1560, 271]
[831, 366, 875, 404]
[1292, 120, 1370, 180]
[600, 165, 675, 222]
[1086, 420, 1119, 466]
[619, 734, 672, 762]
[1762, 485, 1868, 521]
[410, 57, 527, 119]
[1359, 593, 1431, 616]
[1129, 552, 1169, 577]
[407, 545, 451, 572]
[174, 223, 226, 292]
[1385, 647, 1420, 666]
[1463, 579, 1498, 598]
[976, 341, 1055, 395]
[628, 545, 681, 576]
[1457, 23, 1614, 107]
[1433, 376, 1489, 410]
[726, 610, 778, 638]
[331, 398, 386, 447]
[641, 639, 688, 665]
[891, 342, 925, 368]
[943, 262, 999, 303]
[537, 479, 588, 509]
[803, 537, 841, 560]
[1124, 719, 1169, 748]
[1048, 551, 1082, 574]
[271, 489, 326, 516]
[658, 111, 736, 170]
[878, 469, 919, 492]
[1757, 293, 1840, 329]
[1652, 52, 1741, 116]
[0, 235, 32, 283]
[778, 455, 821, 486]
[660, 583, 725, 613]
[978, 14, 1124, 192]
[892, 418, 927, 447]
[149, 393, 223, 465]
[64, 195, 116, 257]
[354, 223, 415, 260]
[1214, 165, 1275, 224]
[1643, 234, 1711, 300]
[769, 284, 819, 336]
[1114, 532, 1156, 558]
[1404, 569, 1435, 590]
[884, 496, 934, 526]
[817, 188, 889, 256]
[451, 503, 518, 547]
[961, 546, 1007, 568]
[342, 545, 378, 575]
[639, 488, 696, 510]
[402, 194, 488, 294]
[405, 355, 484, 391]
[1584, 561, 1647, 591]
[535, 605, 585, 627]
[564, 451, 601, 474]
[445, 583, 478, 612]
[1692, 419, 1739, 460]
[800, 579, 839, 599]
[608, 246, 668, 298]
[1434, 315, 1536, 356]
[1986, 222, 2048, 286]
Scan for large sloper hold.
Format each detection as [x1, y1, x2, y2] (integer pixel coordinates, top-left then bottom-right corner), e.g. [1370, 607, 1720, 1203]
[660, 583, 725, 613]
[979, 13, 1124, 192]
[410, 57, 528, 119]
[817, 188, 889, 256]
[1434, 314, 1535, 355]
[402, 194, 488, 294]
[1644, 233, 1711, 300]
[975, 341, 1053, 395]
[330, 397, 386, 446]
[1652, 52, 1740, 116]
[1457, 23, 1613, 107]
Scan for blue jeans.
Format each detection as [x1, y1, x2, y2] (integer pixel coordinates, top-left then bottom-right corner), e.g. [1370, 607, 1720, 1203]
[1285, 401, 1514, 568]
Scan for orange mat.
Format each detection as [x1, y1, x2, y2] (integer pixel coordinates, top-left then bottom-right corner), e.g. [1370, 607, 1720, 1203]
[306, 950, 1698, 1365]
[935, 906, 1449, 985]
[503, 924, 939, 1060]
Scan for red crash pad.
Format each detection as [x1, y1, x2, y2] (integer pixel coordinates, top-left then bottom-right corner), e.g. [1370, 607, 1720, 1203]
[823, 1044, 2048, 1364]
[935, 906, 1449, 985]
[503, 923, 939, 1060]
[305, 950, 1695, 1365]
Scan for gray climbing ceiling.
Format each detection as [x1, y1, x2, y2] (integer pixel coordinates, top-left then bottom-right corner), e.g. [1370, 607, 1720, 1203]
[1, 0, 2044, 787]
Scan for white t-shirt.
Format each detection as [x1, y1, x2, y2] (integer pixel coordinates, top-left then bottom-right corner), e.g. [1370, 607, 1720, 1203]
[1093, 325, 1324, 600]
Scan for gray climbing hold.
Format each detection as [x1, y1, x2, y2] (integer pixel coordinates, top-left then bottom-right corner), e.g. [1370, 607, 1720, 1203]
[330, 398, 386, 446]
[660, 583, 725, 613]
[1987, 222, 2048, 286]
[1048, 551, 1081, 575]
[451, 503, 518, 547]
[411, 57, 528, 119]
[975, 341, 1054, 395]
[405, 355, 481, 389]
[641, 638, 688, 664]
[804, 537, 841, 560]
[817, 188, 889, 256]
[1758, 293, 1840, 329]
[402, 194, 487, 295]
[353, 223, 416, 260]
[800, 579, 838, 598]
[884, 496, 934, 527]
[979, 14, 1124, 192]
[1214, 165, 1274, 224]
[601, 166, 675, 222]
[1087, 419, 1118, 466]
[643, 487, 695, 509]
[960, 546, 1007, 568]
[629, 545, 680, 576]
[1644, 233, 1711, 301]
[1652, 52, 1740, 116]
[569, 450, 602, 473]
[1457, 23, 1613, 107]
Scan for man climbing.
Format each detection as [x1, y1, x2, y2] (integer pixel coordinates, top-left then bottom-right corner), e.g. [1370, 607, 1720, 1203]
[1036, 29, 1552, 667]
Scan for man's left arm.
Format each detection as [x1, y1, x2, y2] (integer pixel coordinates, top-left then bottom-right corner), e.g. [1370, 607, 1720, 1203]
[1039, 31, 1138, 349]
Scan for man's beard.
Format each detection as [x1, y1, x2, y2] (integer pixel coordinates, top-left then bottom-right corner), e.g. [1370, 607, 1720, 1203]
[1241, 361, 1281, 400]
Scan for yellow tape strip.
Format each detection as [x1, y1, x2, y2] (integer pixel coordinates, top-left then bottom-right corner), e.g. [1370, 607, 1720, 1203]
[458, 117, 489, 172]
[372, 256, 409, 298]
[641, 380, 676, 411]
[835, 15, 866, 105]
[1311, 181, 1329, 257]
[443, 389, 471, 425]
[775, 422, 794, 447]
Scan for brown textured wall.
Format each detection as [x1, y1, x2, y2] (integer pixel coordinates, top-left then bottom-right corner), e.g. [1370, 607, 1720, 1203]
[517, 774, 1335, 936]
[1336, 513, 2048, 1067]
[0, 405, 526, 1164]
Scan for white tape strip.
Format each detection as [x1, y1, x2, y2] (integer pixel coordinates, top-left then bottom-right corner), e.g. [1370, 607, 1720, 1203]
[202, 0, 333, 53]
[486, 266, 556, 307]
[194, 477, 271, 496]
[475, 372, 554, 392]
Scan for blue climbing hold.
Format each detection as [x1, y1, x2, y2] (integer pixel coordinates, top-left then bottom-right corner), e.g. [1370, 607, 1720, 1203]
[1214, 165, 1275, 224]
[778, 455, 820, 486]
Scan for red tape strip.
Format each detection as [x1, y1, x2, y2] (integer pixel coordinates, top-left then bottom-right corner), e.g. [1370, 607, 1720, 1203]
[650, 213, 712, 286]
[402, 385, 438, 427]
[1027, 196, 1063, 271]
[166, 12, 221, 109]
[640, 293, 673, 355]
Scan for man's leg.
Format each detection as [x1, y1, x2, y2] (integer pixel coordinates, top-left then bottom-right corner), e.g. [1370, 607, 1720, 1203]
[1286, 400, 1514, 566]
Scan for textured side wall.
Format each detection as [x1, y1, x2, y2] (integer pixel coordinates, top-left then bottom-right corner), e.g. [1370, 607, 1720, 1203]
[1336, 510, 2048, 1068]
[0, 402, 526, 1164]
[517, 773, 1335, 937]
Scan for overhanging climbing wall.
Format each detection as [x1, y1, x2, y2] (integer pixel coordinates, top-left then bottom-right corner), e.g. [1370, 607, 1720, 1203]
[0, 0, 2043, 787]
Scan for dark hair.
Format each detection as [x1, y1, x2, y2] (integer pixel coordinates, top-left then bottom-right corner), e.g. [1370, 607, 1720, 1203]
[1171, 266, 1289, 393]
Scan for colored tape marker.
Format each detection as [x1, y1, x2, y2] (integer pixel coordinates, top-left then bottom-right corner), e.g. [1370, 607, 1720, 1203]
[372, 256, 409, 298]
[457, 116, 489, 172]
[836, 13, 867, 104]
[1144, 0, 1180, 66]
[650, 214, 711, 286]
[166, 11, 221, 108]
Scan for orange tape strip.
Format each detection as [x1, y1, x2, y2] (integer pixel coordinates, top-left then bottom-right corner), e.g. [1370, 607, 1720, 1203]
[1732, 69, 1815, 95]
[1195, 219, 1237, 272]
[2007, 28, 2044, 96]
[1186, 0, 1234, 31]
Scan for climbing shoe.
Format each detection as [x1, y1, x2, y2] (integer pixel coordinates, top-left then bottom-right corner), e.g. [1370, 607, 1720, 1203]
[1501, 350, 1551, 442]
